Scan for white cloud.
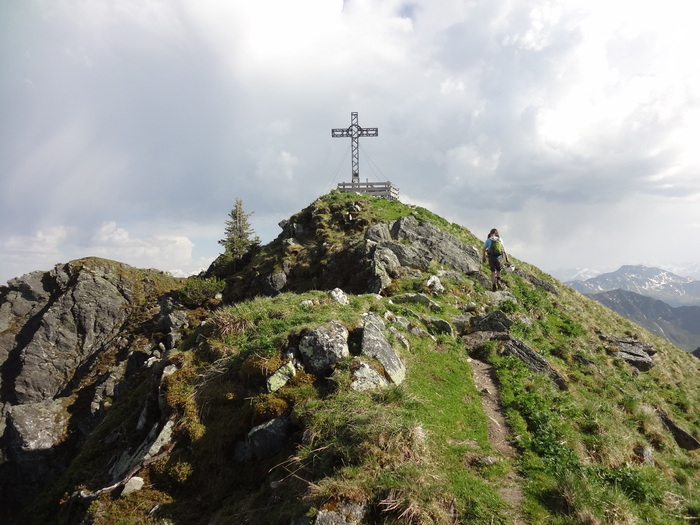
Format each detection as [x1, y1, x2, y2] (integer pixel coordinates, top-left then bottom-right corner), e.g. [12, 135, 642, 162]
[3, 0, 700, 284]
[91, 222, 210, 276]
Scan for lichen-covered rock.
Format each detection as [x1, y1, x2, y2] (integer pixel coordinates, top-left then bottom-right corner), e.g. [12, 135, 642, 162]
[426, 275, 445, 294]
[350, 360, 389, 392]
[9, 262, 135, 403]
[299, 321, 350, 375]
[267, 361, 297, 393]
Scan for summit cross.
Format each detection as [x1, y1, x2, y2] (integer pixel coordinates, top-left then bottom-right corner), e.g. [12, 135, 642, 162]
[331, 112, 378, 184]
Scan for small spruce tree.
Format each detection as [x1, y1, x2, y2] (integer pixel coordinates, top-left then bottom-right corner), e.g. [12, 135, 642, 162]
[219, 198, 260, 259]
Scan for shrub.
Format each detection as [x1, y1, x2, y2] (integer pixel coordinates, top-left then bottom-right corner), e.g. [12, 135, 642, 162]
[179, 277, 224, 307]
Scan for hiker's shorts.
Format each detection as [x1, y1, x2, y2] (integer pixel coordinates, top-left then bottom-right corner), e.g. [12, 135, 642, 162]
[488, 255, 503, 273]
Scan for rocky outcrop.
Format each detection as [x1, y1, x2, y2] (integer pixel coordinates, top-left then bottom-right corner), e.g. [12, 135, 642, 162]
[365, 215, 481, 293]
[0, 258, 183, 519]
[597, 331, 656, 372]
[657, 409, 700, 451]
[226, 206, 483, 301]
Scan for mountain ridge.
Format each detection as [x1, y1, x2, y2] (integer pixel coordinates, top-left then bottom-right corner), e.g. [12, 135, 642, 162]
[1, 192, 699, 525]
[567, 264, 700, 306]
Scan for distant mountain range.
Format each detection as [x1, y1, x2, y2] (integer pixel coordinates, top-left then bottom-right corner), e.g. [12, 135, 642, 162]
[566, 265, 700, 352]
[552, 262, 700, 283]
[567, 265, 700, 307]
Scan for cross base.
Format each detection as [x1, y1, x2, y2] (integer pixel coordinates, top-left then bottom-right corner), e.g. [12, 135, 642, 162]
[336, 180, 399, 200]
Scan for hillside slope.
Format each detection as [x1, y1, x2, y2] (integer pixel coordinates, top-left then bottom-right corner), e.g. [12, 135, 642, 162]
[1, 192, 699, 525]
[586, 289, 700, 353]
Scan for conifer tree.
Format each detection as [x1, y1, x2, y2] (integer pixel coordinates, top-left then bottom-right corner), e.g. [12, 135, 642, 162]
[219, 198, 260, 259]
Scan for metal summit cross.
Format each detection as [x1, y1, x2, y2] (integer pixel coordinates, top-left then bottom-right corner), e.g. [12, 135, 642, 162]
[331, 112, 399, 200]
[331, 112, 378, 184]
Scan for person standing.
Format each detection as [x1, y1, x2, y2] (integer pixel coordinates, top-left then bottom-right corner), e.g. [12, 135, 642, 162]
[482, 228, 510, 291]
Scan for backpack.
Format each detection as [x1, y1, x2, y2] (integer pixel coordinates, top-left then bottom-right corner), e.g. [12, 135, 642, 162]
[488, 237, 504, 256]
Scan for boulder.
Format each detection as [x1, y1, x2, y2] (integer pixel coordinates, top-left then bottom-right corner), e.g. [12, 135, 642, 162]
[360, 313, 406, 385]
[365, 215, 481, 293]
[501, 337, 567, 390]
[426, 275, 445, 294]
[234, 414, 292, 461]
[328, 288, 350, 305]
[424, 316, 454, 337]
[349, 360, 389, 392]
[5, 399, 69, 452]
[299, 321, 350, 375]
[470, 310, 512, 333]
[657, 409, 700, 450]
[10, 262, 135, 404]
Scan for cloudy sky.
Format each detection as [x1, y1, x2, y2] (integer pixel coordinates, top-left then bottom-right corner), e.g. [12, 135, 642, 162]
[2, 0, 700, 285]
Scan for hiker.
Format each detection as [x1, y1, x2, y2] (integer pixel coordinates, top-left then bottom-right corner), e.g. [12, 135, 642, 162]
[482, 228, 510, 291]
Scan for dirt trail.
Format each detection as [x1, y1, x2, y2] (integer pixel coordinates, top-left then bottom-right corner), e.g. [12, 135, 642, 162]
[469, 357, 528, 525]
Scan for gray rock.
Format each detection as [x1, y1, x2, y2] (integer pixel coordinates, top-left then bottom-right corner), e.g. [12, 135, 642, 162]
[385, 312, 411, 330]
[392, 292, 441, 312]
[361, 313, 406, 385]
[299, 321, 349, 375]
[633, 445, 654, 465]
[235, 414, 292, 461]
[426, 275, 444, 294]
[110, 420, 175, 482]
[6, 399, 69, 452]
[388, 327, 410, 351]
[365, 215, 481, 293]
[267, 362, 297, 393]
[328, 288, 350, 305]
[265, 271, 287, 295]
[388, 215, 481, 274]
[121, 476, 145, 496]
[597, 332, 656, 372]
[470, 310, 512, 333]
[314, 500, 366, 525]
[501, 337, 567, 390]
[367, 247, 401, 293]
[424, 316, 454, 337]
[451, 314, 473, 335]
[12, 262, 134, 404]
[657, 409, 700, 450]
[350, 360, 389, 392]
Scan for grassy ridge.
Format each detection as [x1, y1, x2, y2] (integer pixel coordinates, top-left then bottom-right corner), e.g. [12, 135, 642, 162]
[43, 194, 699, 524]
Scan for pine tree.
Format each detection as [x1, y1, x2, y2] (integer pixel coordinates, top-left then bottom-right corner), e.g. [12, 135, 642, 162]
[219, 198, 260, 259]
